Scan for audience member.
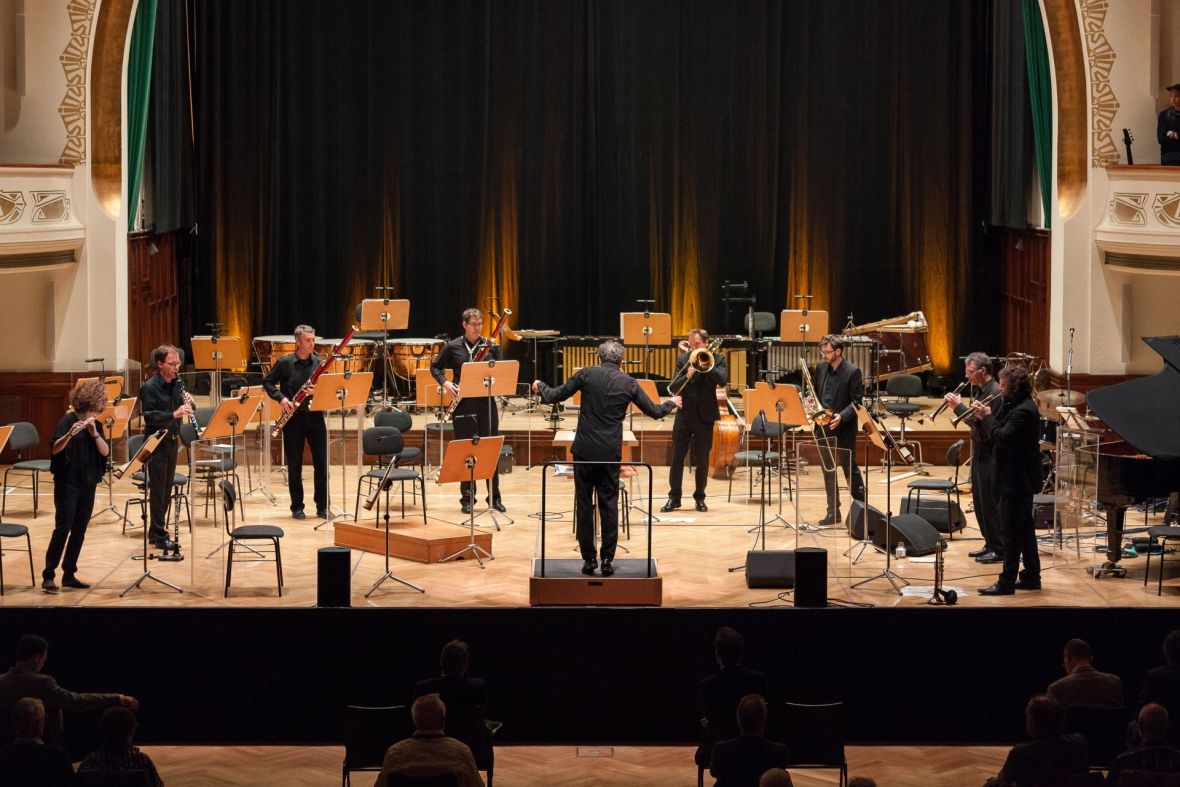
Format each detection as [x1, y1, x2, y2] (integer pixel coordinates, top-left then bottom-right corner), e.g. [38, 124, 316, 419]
[414, 639, 493, 774]
[1108, 703, 1180, 784]
[0, 698, 72, 787]
[0, 634, 138, 748]
[77, 706, 163, 786]
[758, 767, 794, 787]
[1047, 639, 1125, 709]
[1138, 630, 1180, 746]
[375, 693, 483, 787]
[985, 695, 1088, 787]
[847, 779, 877, 787]
[709, 694, 791, 787]
[696, 627, 770, 769]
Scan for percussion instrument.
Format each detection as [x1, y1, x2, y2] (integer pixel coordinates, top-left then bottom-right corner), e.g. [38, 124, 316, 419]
[315, 337, 375, 374]
[252, 335, 298, 373]
[387, 338, 444, 381]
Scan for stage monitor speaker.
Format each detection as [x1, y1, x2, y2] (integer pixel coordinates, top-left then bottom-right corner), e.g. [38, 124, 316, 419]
[745, 550, 795, 589]
[794, 547, 827, 607]
[846, 499, 887, 540]
[900, 496, 965, 533]
[872, 513, 943, 557]
[317, 546, 351, 607]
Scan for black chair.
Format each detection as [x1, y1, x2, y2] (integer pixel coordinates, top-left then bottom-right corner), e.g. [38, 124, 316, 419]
[1063, 704, 1129, 770]
[883, 374, 926, 464]
[341, 704, 413, 787]
[904, 439, 967, 537]
[220, 480, 283, 597]
[728, 413, 784, 502]
[355, 427, 427, 525]
[744, 311, 777, 339]
[1, 421, 51, 517]
[387, 774, 460, 787]
[374, 409, 423, 471]
[74, 772, 152, 787]
[121, 434, 192, 536]
[1144, 525, 1180, 596]
[773, 701, 848, 787]
[0, 521, 35, 594]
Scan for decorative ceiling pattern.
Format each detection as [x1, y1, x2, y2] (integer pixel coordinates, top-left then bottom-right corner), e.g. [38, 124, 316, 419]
[1082, 0, 1120, 168]
[58, 0, 96, 165]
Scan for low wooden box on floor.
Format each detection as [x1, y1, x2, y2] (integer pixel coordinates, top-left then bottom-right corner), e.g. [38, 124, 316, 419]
[333, 521, 492, 564]
[529, 558, 662, 606]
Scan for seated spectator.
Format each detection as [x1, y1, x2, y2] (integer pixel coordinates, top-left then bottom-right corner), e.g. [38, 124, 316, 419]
[77, 706, 163, 787]
[985, 695, 1088, 787]
[709, 694, 790, 787]
[414, 639, 493, 773]
[0, 634, 138, 748]
[1138, 630, 1180, 746]
[1108, 704, 1180, 784]
[375, 693, 483, 787]
[1048, 639, 1125, 709]
[848, 779, 877, 787]
[759, 768, 794, 787]
[696, 627, 769, 769]
[0, 698, 72, 787]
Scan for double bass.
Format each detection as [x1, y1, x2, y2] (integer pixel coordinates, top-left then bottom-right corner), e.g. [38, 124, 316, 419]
[708, 388, 744, 479]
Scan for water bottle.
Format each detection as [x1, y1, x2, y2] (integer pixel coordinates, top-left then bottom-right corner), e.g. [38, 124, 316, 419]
[895, 540, 907, 561]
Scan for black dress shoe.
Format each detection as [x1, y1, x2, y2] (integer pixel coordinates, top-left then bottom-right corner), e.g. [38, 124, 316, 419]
[461, 503, 473, 515]
[61, 576, 90, 589]
[41, 578, 58, 592]
[695, 500, 708, 512]
[817, 513, 842, 527]
[600, 559, 615, 576]
[659, 499, 681, 513]
[968, 547, 991, 558]
[1014, 579, 1042, 590]
[978, 582, 1015, 596]
[316, 509, 328, 519]
[491, 500, 507, 513]
[291, 510, 307, 520]
[581, 559, 598, 576]
[975, 551, 1004, 564]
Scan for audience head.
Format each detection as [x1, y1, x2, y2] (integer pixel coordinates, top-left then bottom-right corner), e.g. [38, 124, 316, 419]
[1025, 695, 1064, 738]
[411, 693, 446, 733]
[12, 697, 46, 740]
[736, 694, 768, 737]
[714, 626, 744, 668]
[15, 634, 49, 668]
[759, 768, 794, 787]
[440, 639, 470, 677]
[848, 779, 877, 787]
[98, 706, 137, 751]
[1139, 703, 1170, 744]
[1164, 629, 1180, 666]
[1062, 638, 1093, 671]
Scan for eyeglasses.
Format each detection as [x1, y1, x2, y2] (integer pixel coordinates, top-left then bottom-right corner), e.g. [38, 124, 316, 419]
[164, 361, 181, 368]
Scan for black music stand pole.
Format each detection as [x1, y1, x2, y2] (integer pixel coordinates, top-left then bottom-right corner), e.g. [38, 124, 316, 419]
[851, 407, 909, 595]
[120, 430, 183, 596]
[365, 440, 425, 596]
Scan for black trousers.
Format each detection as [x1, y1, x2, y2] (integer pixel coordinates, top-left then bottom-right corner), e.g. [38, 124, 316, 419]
[147, 435, 180, 542]
[971, 450, 1003, 553]
[573, 456, 620, 561]
[44, 481, 96, 579]
[820, 430, 864, 517]
[668, 413, 714, 502]
[453, 400, 501, 506]
[283, 411, 328, 512]
[998, 490, 1040, 585]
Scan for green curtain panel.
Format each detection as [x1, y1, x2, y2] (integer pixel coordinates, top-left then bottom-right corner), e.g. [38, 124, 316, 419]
[126, 0, 159, 232]
[1021, 0, 1053, 228]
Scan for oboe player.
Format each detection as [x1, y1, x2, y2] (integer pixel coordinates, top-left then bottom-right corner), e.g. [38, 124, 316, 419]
[139, 345, 187, 551]
[41, 379, 110, 591]
[263, 325, 328, 520]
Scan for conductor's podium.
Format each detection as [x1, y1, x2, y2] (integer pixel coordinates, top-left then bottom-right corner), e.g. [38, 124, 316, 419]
[529, 558, 662, 606]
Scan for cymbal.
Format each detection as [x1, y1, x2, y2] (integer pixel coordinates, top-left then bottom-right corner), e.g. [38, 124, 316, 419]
[1036, 388, 1083, 419]
[506, 329, 560, 341]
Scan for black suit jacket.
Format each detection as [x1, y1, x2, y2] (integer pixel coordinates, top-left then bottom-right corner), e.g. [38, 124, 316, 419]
[695, 666, 770, 766]
[709, 734, 791, 787]
[1139, 664, 1180, 744]
[674, 350, 728, 424]
[814, 359, 863, 441]
[979, 396, 1042, 497]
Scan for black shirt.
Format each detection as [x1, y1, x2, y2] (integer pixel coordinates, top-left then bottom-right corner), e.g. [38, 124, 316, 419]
[674, 349, 727, 424]
[430, 336, 501, 387]
[49, 412, 107, 486]
[815, 358, 864, 438]
[263, 352, 323, 413]
[140, 374, 183, 437]
[1159, 107, 1180, 163]
[537, 362, 675, 461]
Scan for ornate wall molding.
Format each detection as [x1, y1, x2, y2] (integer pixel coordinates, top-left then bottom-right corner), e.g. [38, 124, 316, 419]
[58, 0, 96, 165]
[1081, 0, 1120, 168]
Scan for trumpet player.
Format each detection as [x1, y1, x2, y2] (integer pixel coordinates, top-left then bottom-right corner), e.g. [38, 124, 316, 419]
[41, 379, 110, 591]
[945, 353, 1004, 564]
[139, 345, 187, 551]
[662, 329, 728, 513]
[815, 335, 865, 526]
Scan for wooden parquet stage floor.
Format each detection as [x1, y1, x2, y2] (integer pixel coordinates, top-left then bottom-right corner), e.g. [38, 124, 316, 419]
[1, 455, 1175, 609]
[145, 742, 1009, 786]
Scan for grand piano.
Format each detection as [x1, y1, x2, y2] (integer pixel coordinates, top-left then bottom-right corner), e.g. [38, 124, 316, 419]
[1085, 335, 1180, 572]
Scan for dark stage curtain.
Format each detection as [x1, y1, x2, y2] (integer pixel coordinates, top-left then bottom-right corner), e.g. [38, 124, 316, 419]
[188, 0, 992, 372]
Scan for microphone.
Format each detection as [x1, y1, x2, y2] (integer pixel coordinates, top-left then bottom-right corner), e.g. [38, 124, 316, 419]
[1070, 326, 1075, 337]
[85, 358, 104, 363]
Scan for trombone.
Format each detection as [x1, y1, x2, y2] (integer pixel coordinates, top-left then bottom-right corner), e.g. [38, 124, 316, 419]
[799, 357, 839, 473]
[950, 390, 1001, 427]
[668, 337, 722, 396]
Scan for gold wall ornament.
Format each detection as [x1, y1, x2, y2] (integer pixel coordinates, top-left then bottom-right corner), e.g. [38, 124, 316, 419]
[1110, 193, 1148, 226]
[1042, 0, 1088, 221]
[58, 0, 95, 165]
[90, 0, 137, 219]
[1082, 0, 1121, 168]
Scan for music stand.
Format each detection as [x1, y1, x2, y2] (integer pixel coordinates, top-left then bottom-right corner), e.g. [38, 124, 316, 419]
[116, 429, 183, 596]
[416, 368, 453, 480]
[74, 375, 124, 403]
[90, 397, 136, 525]
[851, 404, 909, 595]
[311, 371, 373, 524]
[197, 393, 264, 535]
[191, 336, 247, 407]
[845, 403, 888, 563]
[620, 312, 671, 379]
[236, 385, 282, 504]
[457, 360, 519, 529]
[751, 383, 809, 527]
[360, 298, 410, 409]
[781, 310, 829, 351]
[363, 433, 426, 597]
[438, 436, 504, 567]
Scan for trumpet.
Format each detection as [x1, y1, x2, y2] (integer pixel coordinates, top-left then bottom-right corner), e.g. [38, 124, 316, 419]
[668, 337, 722, 396]
[950, 391, 1001, 427]
[930, 380, 969, 421]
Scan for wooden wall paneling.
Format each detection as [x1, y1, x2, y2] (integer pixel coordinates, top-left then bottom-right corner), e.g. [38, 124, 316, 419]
[0, 372, 77, 461]
[128, 230, 181, 369]
[996, 228, 1051, 360]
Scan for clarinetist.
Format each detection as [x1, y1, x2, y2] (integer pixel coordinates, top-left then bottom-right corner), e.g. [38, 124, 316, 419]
[139, 345, 187, 552]
[945, 353, 1004, 565]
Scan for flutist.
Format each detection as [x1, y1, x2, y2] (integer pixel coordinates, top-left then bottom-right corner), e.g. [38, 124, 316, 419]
[139, 345, 186, 551]
[263, 325, 328, 520]
[41, 379, 109, 592]
[430, 308, 504, 515]
[815, 334, 866, 526]
[662, 329, 727, 513]
[945, 353, 1003, 564]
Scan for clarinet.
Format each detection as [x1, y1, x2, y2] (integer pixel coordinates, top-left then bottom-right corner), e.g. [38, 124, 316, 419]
[177, 378, 201, 436]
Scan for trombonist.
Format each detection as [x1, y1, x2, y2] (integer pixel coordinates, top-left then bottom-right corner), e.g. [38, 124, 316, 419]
[815, 334, 865, 526]
[945, 352, 1003, 564]
[662, 328, 727, 513]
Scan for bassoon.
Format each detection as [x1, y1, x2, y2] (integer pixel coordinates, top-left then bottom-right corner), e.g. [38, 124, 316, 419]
[441, 308, 511, 421]
[271, 327, 358, 438]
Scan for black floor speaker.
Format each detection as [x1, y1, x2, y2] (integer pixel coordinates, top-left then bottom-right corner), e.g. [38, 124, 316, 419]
[317, 546, 351, 607]
[745, 550, 795, 589]
[900, 496, 966, 533]
[871, 513, 944, 557]
[845, 499, 887, 539]
[794, 547, 827, 607]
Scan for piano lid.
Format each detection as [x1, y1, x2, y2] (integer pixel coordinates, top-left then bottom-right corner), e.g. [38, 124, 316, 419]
[1086, 335, 1180, 461]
